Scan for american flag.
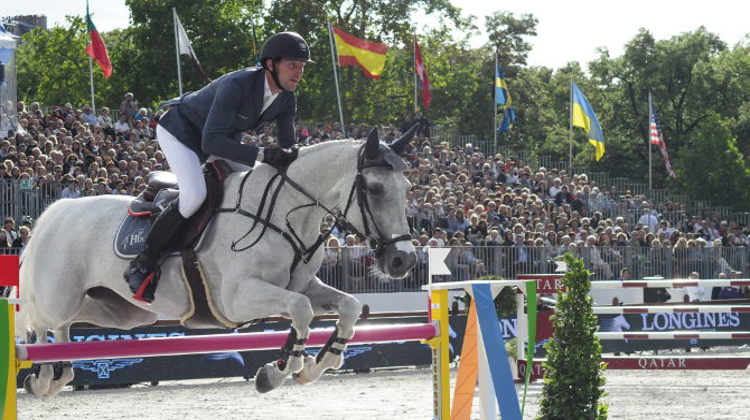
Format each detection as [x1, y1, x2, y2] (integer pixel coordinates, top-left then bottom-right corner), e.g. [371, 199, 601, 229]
[649, 102, 676, 178]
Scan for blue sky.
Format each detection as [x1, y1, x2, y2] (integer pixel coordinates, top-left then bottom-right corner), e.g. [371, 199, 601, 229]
[2, 0, 748, 69]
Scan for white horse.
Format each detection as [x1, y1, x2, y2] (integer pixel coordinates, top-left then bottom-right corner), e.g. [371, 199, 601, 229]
[16, 127, 418, 397]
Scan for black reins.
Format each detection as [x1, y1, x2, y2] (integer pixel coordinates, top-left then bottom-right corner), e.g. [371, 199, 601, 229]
[217, 144, 410, 280]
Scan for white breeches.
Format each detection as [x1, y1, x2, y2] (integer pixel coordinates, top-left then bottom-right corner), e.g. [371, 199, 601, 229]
[156, 123, 252, 218]
[156, 124, 206, 218]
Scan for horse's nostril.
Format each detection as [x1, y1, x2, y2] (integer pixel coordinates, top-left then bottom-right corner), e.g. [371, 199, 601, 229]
[392, 256, 403, 268]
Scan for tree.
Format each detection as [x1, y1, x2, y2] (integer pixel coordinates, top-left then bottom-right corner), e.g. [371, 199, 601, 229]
[538, 254, 608, 420]
[673, 114, 750, 208]
[484, 11, 538, 69]
[125, 0, 262, 106]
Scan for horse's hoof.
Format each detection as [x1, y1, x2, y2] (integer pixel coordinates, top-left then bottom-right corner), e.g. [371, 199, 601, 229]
[255, 364, 283, 393]
[23, 374, 49, 398]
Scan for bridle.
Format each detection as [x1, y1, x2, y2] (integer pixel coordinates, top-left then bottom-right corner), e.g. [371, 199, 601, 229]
[217, 143, 411, 280]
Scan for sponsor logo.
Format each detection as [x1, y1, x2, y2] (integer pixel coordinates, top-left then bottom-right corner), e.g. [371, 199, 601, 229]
[73, 358, 144, 379]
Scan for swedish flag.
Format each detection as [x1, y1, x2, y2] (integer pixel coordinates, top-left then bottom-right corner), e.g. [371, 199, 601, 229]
[571, 82, 605, 160]
[496, 64, 516, 132]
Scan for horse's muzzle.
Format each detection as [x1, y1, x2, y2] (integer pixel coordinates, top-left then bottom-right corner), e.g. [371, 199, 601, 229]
[379, 242, 417, 278]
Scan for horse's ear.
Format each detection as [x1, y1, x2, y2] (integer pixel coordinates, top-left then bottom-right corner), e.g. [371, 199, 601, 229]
[390, 122, 419, 155]
[364, 127, 380, 159]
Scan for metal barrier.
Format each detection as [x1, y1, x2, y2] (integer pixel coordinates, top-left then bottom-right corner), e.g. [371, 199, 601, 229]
[0, 179, 60, 224]
[315, 246, 750, 293]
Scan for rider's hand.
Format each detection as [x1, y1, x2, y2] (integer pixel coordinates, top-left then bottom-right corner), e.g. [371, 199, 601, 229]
[262, 146, 298, 170]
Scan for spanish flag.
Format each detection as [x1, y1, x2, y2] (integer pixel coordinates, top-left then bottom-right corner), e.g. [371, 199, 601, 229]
[572, 82, 605, 160]
[331, 25, 388, 79]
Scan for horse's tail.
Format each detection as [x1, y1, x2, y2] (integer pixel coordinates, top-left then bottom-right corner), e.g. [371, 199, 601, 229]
[14, 199, 68, 341]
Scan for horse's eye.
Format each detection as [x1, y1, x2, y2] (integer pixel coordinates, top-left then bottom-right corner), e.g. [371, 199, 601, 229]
[368, 183, 384, 195]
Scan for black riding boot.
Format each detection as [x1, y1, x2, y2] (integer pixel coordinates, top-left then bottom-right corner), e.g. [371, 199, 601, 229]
[124, 202, 187, 303]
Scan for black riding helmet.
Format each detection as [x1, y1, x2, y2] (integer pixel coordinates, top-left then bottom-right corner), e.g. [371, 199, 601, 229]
[260, 32, 314, 92]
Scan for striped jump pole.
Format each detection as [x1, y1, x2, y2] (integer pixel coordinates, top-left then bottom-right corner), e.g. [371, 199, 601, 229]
[592, 305, 750, 314]
[597, 331, 750, 340]
[591, 279, 750, 289]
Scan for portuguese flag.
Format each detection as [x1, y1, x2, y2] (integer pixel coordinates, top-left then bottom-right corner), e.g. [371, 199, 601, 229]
[85, 4, 112, 78]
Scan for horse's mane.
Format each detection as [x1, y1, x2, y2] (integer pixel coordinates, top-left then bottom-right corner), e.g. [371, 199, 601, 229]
[298, 139, 362, 155]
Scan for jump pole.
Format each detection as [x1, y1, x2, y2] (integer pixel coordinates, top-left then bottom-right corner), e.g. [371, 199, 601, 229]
[16, 323, 438, 363]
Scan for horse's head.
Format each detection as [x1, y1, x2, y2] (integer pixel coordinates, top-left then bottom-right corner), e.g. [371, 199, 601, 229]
[341, 124, 420, 278]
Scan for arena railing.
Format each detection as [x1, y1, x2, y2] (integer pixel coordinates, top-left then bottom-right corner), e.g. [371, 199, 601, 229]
[314, 245, 750, 294]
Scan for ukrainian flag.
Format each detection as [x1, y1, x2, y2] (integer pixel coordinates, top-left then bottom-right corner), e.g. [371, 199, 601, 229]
[572, 82, 605, 160]
[496, 63, 515, 132]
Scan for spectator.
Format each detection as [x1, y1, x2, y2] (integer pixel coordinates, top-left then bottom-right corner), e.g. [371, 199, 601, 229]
[684, 272, 706, 302]
[638, 204, 659, 232]
[114, 114, 131, 135]
[11, 225, 31, 253]
[119, 92, 139, 123]
[1, 217, 16, 247]
[81, 105, 97, 126]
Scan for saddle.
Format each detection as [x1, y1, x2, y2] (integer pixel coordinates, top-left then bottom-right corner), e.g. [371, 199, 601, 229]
[115, 161, 231, 258]
[115, 160, 239, 329]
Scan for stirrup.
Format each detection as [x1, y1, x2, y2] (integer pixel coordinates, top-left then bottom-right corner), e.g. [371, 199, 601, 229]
[132, 272, 158, 304]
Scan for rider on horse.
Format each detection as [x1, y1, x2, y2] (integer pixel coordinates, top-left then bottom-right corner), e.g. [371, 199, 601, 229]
[124, 32, 313, 303]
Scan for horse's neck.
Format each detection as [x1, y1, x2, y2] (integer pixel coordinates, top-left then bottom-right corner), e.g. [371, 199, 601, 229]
[276, 141, 360, 243]
[288, 141, 359, 202]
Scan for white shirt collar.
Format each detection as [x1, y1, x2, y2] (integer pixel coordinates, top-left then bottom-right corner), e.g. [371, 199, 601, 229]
[262, 73, 280, 114]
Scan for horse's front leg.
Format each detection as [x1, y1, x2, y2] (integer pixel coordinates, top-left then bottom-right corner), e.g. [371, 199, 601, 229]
[295, 277, 362, 385]
[222, 278, 314, 393]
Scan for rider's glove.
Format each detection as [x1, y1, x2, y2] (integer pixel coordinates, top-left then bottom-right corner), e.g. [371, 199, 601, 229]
[262, 146, 299, 170]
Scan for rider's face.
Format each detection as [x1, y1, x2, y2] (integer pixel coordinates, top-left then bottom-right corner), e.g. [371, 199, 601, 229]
[269, 58, 306, 91]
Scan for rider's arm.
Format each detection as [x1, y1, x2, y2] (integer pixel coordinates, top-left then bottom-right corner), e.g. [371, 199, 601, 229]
[202, 78, 260, 166]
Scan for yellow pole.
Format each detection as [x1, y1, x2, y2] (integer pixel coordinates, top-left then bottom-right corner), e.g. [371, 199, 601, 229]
[2, 300, 17, 420]
[426, 289, 450, 419]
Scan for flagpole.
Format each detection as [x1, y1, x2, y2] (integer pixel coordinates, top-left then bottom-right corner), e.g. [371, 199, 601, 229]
[173, 8, 183, 96]
[88, 56, 96, 115]
[493, 54, 498, 157]
[414, 34, 418, 114]
[648, 91, 653, 191]
[568, 77, 573, 172]
[327, 23, 346, 137]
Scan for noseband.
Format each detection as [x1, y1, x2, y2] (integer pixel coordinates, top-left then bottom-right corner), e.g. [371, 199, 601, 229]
[340, 147, 411, 257]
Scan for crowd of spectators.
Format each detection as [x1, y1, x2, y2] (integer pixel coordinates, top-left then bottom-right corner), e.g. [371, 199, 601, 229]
[1, 97, 749, 299]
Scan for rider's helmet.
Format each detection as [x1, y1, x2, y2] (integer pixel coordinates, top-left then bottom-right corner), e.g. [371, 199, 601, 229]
[260, 32, 314, 91]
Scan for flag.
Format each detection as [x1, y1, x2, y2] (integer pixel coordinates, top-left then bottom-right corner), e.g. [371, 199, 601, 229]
[571, 82, 605, 160]
[85, 3, 112, 78]
[174, 9, 210, 82]
[496, 62, 516, 132]
[331, 25, 388, 79]
[498, 108, 516, 133]
[649, 101, 676, 178]
[414, 35, 431, 108]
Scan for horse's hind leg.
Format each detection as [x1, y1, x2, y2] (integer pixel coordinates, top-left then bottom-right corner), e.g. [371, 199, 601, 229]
[44, 326, 75, 397]
[23, 325, 75, 398]
[295, 278, 362, 385]
[223, 278, 314, 393]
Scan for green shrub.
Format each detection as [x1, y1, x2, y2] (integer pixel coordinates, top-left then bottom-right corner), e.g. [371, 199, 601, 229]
[538, 254, 608, 419]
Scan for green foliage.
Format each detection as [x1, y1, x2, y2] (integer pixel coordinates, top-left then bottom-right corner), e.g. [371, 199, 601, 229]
[538, 254, 608, 420]
[672, 114, 750, 208]
[458, 276, 517, 318]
